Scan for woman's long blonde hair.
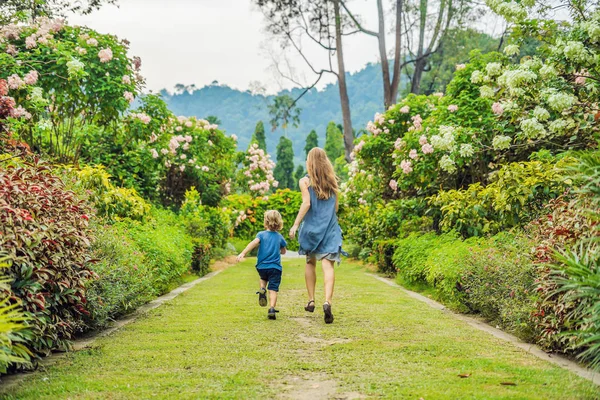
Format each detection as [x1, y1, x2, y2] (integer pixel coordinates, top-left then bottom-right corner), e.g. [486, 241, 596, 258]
[306, 148, 339, 200]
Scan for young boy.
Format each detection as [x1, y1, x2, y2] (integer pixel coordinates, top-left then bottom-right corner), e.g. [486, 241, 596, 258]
[236, 210, 287, 320]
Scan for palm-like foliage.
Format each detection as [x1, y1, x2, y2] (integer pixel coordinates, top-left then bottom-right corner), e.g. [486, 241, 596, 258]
[551, 151, 600, 370]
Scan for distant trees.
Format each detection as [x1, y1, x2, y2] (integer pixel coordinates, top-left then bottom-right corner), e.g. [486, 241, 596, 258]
[0, 0, 117, 23]
[268, 94, 301, 134]
[274, 136, 295, 190]
[294, 165, 305, 183]
[253, 0, 355, 162]
[206, 115, 222, 125]
[324, 122, 344, 163]
[251, 121, 267, 151]
[304, 130, 319, 158]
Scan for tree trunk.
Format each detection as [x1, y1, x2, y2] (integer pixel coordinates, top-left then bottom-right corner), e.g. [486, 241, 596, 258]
[376, 0, 392, 109]
[410, 0, 428, 94]
[389, 0, 403, 105]
[333, 0, 354, 162]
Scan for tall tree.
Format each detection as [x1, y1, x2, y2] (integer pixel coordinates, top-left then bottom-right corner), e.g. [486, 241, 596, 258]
[251, 121, 267, 152]
[294, 165, 305, 186]
[324, 121, 344, 163]
[274, 136, 295, 190]
[206, 115, 222, 125]
[304, 130, 319, 158]
[268, 94, 301, 136]
[341, 0, 478, 98]
[254, 0, 355, 162]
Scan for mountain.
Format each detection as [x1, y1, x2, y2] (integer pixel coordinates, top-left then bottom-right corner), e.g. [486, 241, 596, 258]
[161, 62, 397, 161]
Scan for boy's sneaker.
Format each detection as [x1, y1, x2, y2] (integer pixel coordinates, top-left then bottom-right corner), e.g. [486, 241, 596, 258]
[257, 288, 267, 307]
[268, 307, 277, 320]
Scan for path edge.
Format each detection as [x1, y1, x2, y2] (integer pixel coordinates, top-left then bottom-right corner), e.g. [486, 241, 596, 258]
[366, 272, 600, 386]
[0, 270, 223, 391]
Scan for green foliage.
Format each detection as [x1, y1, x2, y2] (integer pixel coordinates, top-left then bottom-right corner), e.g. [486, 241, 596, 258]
[85, 221, 157, 328]
[181, 187, 231, 249]
[268, 94, 301, 133]
[430, 157, 575, 237]
[373, 239, 398, 276]
[117, 208, 193, 295]
[324, 122, 344, 163]
[0, 263, 31, 373]
[71, 165, 151, 221]
[223, 189, 302, 251]
[548, 151, 600, 370]
[274, 136, 295, 190]
[294, 165, 305, 183]
[0, 160, 95, 358]
[393, 231, 539, 339]
[304, 129, 318, 158]
[251, 121, 267, 152]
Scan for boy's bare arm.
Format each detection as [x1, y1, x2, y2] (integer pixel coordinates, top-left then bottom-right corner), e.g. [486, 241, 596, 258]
[280, 247, 287, 255]
[236, 238, 260, 262]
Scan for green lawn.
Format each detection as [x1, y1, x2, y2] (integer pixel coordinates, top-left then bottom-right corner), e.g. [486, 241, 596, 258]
[3, 258, 598, 399]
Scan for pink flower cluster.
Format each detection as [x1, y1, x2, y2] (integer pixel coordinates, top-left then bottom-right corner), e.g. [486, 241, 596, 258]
[575, 71, 587, 85]
[122, 75, 132, 85]
[131, 113, 151, 124]
[400, 159, 413, 174]
[124, 91, 135, 103]
[399, 106, 410, 114]
[7, 74, 25, 90]
[447, 104, 458, 112]
[12, 106, 32, 120]
[492, 102, 503, 115]
[389, 179, 398, 191]
[419, 135, 434, 154]
[244, 144, 278, 195]
[409, 115, 423, 132]
[98, 48, 113, 63]
[24, 70, 39, 85]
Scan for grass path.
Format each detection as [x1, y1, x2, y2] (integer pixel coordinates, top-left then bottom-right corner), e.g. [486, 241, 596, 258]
[2, 259, 598, 399]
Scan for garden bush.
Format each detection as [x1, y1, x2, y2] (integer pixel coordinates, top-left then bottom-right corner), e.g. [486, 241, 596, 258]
[430, 156, 575, 237]
[0, 263, 31, 373]
[373, 239, 398, 276]
[393, 231, 539, 339]
[0, 160, 95, 357]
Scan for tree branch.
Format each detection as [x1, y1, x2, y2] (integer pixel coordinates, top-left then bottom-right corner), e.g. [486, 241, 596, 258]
[339, 0, 379, 37]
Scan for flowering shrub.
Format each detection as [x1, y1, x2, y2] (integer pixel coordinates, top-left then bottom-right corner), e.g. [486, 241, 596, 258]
[223, 189, 302, 250]
[430, 156, 575, 237]
[0, 18, 141, 162]
[0, 160, 95, 358]
[237, 143, 278, 195]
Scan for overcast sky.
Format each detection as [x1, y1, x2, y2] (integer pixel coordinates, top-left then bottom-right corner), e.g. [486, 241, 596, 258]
[68, 0, 506, 94]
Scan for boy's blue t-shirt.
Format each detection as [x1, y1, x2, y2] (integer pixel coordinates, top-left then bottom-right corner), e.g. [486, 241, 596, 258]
[256, 230, 287, 271]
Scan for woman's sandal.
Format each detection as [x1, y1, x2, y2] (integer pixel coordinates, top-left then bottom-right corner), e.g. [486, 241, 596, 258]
[323, 302, 334, 324]
[304, 300, 315, 312]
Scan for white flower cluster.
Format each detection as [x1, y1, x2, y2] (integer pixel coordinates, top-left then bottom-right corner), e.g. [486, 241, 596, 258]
[504, 45, 520, 56]
[429, 126, 456, 152]
[562, 40, 591, 63]
[492, 135, 512, 150]
[439, 155, 457, 174]
[497, 67, 537, 96]
[486, 62, 503, 77]
[583, 19, 600, 43]
[459, 143, 475, 158]
[485, 0, 528, 22]
[520, 118, 547, 138]
[480, 85, 495, 99]
[66, 58, 85, 77]
[532, 106, 550, 122]
[547, 92, 577, 112]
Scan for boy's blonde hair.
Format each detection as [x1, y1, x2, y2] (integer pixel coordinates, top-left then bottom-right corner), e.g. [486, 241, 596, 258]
[306, 147, 339, 200]
[264, 210, 283, 231]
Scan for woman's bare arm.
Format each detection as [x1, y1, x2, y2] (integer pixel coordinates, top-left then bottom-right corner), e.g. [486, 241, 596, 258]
[290, 177, 311, 239]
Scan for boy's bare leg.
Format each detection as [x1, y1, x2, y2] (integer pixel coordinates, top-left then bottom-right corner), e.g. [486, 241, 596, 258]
[269, 290, 278, 308]
[259, 279, 267, 290]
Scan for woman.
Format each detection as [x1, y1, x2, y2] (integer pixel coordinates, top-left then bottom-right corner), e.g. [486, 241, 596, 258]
[289, 147, 344, 324]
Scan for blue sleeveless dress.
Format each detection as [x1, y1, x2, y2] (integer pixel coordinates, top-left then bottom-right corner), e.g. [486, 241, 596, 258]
[298, 179, 345, 263]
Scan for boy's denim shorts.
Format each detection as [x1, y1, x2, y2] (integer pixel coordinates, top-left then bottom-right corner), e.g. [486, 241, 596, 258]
[257, 268, 282, 292]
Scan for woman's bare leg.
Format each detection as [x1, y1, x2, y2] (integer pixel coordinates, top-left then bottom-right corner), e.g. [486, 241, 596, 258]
[321, 259, 335, 304]
[305, 257, 317, 302]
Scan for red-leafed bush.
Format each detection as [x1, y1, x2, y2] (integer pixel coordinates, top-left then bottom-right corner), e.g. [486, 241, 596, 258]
[526, 195, 597, 352]
[0, 161, 96, 359]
